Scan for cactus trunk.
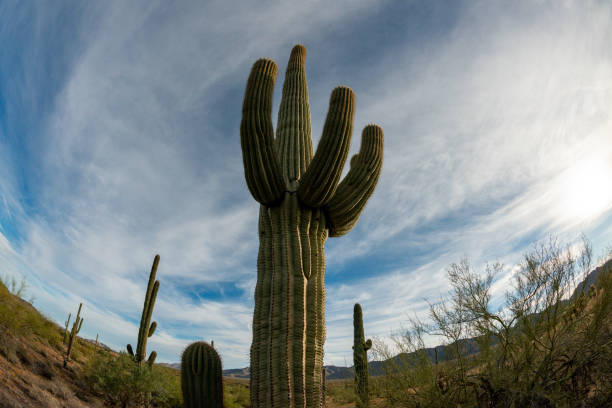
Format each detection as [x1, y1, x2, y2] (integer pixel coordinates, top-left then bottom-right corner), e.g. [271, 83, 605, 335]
[321, 367, 327, 408]
[251, 202, 328, 407]
[241, 45, 383, 408]
[353, 303, 371, 408]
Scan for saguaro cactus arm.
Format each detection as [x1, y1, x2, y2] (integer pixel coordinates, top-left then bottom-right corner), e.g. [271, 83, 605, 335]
[241, 58, 286, 205]
[298, 86, 355, 207]
[63, 313, 71, 343]
[147, 351, 157, 368]
[148, 321, 157, 337]
[276, 45, 313, 182]
[325, 125, 384, 237]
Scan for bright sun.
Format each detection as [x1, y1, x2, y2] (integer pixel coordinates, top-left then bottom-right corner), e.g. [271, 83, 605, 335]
[562, 157, 612, 222]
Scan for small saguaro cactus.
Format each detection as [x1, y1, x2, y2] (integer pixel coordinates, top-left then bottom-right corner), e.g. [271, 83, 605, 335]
[64, 303, 84, 368]
[127, 254, 160, 368]
[242, 44, 384, 408]
[353, 303, 371, 408]
[181, 341, 223, 408]
[63, 312, 71, 344]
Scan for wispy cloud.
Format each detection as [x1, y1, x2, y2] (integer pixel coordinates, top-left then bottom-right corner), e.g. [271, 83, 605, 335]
[1, 0, 612, 368]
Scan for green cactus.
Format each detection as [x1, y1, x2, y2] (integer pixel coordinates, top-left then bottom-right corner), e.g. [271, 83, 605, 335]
[63, 303, 83, 368]
[353, 303, 371, 408]
[241, 44, 384, 408]
[63, 312, 71, 344]
[321, 367, 327, 408]
[181, 341, 223, 408]
[127, 254, 160, 368]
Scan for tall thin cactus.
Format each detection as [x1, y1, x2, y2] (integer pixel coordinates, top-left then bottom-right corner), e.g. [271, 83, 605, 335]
[64, 303, 83, 368]
[127, 254, 160, 368]
[353, 303, 371, 408]
[241, 44, 384, 408]
[181, 341, 223, 408]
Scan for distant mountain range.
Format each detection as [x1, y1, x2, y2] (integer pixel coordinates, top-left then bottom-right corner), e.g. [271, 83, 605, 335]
[160, 340, 480, 380]
[161, 258, 612, 380]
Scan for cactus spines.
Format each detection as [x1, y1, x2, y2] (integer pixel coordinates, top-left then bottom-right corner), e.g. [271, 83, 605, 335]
[64, 303, 83, 368]
[241, 45, 384, 408]
[181, 341, 223, 408]
[353, 303, 371, 408]
[127, 254, 160, 367]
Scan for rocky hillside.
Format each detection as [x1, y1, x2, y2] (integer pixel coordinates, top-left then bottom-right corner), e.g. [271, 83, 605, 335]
[0, 280, 107, 408]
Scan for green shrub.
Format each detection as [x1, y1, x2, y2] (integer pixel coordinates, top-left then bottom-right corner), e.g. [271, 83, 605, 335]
[224, 380, 250, 408]
[0, 279, 62, 348]
[374, 237, 612, 407]
[326, 379, 356, 405]
[82, 352, 181, 407]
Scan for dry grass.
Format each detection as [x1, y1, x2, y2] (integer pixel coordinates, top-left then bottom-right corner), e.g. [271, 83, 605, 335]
[0, 279, 105, 407]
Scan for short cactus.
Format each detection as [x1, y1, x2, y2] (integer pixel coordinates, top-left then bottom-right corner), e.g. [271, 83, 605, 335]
[353, 303, 371, 408]
[64, 303, 83, 368]
[181, 341, 223, 408]
[242, 44, 384, 408]
[127, 254, 160, 368]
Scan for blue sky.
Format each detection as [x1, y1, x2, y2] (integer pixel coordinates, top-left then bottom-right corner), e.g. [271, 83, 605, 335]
[1, 0, 612, 369]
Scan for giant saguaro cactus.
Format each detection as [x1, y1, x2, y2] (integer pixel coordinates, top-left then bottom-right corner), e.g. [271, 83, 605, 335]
[353, 303, 371, 408]
[241, 45, 384, 408]
[127, 254, 160, 368]
[181, 341, 224, 408]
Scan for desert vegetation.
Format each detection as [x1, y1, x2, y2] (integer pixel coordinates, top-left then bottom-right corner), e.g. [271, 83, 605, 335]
[1, 44, 611, 408]
[3, 236, 608, 407]
[373, 238, 612, 407]
[0, 272, 251, 407]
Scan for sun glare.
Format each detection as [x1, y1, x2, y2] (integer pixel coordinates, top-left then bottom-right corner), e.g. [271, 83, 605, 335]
[562, 157, 612, 222]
